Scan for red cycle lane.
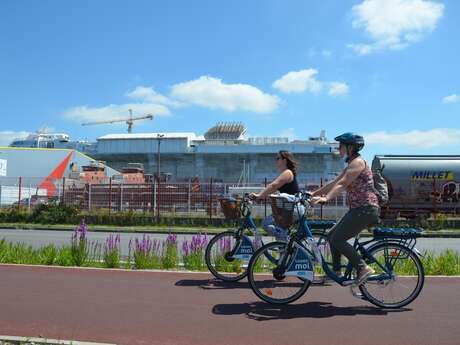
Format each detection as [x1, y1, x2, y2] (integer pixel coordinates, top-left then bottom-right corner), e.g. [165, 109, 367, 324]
[0, 265, 459, 345]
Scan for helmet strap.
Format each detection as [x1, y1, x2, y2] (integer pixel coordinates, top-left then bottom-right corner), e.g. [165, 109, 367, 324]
[346, 151, 360, 163]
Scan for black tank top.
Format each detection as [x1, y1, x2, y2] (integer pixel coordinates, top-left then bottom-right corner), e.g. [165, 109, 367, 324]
[278, 171, 299, 195]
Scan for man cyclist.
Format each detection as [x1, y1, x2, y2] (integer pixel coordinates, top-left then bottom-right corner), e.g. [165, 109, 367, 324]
[311, 133, 380, 285]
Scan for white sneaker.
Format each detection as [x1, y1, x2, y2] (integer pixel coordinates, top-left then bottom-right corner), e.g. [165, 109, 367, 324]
[356, 265, 375, 285]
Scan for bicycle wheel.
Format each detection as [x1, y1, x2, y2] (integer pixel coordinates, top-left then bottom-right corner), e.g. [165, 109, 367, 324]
[205, 231, 251, 282]
[248, 241, 311, 304]
[359, 243, 425, 308]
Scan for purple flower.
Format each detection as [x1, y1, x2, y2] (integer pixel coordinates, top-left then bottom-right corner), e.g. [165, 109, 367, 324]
[219, 237, 231, 252]
[182, 240, 190, 257]
[105, 234, 121, 252]
[190, 233, 208, 253]
[166, 233, 177, 245]
[135, 234, 153, 255]
[72, 218, 88, 243]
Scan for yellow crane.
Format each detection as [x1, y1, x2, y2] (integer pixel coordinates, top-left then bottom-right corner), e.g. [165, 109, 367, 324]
[81, 109, 153, 133]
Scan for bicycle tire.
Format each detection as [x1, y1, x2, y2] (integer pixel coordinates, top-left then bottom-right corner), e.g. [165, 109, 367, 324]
[359, 243, 425, 309]
[248, 241, 311, 304]
[205, 231, 249, 282]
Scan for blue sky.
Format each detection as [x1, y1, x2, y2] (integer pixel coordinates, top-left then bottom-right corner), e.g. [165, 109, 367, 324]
[0, 0, 459, 161]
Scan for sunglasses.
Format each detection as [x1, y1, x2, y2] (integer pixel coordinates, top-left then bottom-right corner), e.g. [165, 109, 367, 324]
[276, 156, 284, 161]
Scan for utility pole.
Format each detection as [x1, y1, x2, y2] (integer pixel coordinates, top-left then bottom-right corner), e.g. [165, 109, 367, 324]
[156, 134, 165, 222]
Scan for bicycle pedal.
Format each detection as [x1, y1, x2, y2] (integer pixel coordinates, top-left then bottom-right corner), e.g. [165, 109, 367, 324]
[341, 279, 356, 286]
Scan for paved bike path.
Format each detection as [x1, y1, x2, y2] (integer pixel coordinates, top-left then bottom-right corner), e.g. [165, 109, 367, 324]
[0, 265, 458, 345]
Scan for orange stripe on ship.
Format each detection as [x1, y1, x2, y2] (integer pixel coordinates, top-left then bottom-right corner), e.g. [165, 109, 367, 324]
[39, 151, 74, 197]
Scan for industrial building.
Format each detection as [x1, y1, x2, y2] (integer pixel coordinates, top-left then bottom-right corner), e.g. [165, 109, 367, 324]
[7, 123, 344, 185]
[92, 123, 344, 184]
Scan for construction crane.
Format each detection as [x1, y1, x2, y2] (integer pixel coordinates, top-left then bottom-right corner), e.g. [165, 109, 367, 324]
[81, 109, 153, 133]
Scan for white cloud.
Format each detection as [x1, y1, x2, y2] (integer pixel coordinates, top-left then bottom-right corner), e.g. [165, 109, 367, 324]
[350, 0, 444, 55]
[63, 103, 170, 123]
[171, 76, 280, 113]
[64, 86, 174, 124]
[365, 128, 460, 149]
[273, 69, 349, 97]
[0, 131, 30, 146]
[328, 82, 350, 96]
[126, 86, 183, 108]
[272, 69, 322, 94]
[442, 94, 459, 104]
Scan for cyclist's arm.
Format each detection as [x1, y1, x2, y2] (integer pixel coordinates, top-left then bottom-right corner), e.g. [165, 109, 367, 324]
[311, 170, 346, 196]
[322, 159, 364, 201]
[256, 170, 293, 199]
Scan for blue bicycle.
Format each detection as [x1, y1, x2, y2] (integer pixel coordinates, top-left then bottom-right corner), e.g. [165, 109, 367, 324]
[247, 192, 425, 308]
[205, 195, 259, 282]
[205, 195, 335, 282]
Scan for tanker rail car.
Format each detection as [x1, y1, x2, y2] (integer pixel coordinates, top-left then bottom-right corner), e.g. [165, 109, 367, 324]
[373, 155, 460, 219]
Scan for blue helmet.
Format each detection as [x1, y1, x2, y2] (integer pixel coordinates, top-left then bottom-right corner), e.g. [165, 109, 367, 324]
[334, 132, 364, 150]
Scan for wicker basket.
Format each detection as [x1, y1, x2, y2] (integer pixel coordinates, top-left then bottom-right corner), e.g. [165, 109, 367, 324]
[219, 198, 242, 219]
[270, 195, 296, 228]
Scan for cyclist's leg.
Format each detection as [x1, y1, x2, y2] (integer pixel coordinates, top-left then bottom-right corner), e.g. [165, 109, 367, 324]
[326, 220, 344, 273]
[262, 216, 288, 242]
[329, 206, 379, 273]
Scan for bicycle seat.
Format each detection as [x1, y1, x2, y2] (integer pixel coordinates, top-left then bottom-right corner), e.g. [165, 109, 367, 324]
[372, 227, 422, 239]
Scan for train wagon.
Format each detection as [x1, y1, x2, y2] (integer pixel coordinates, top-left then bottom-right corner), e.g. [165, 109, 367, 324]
[372, 155, 460, 219]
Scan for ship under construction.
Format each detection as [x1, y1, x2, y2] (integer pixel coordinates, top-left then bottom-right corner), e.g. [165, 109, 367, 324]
[5, 122, 343, 186]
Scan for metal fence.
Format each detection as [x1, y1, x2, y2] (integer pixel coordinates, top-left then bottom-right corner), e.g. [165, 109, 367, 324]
[0, 177, 348, 220]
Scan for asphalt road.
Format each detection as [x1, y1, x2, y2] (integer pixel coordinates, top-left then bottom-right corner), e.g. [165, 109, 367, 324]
[0, 265, 459, 345]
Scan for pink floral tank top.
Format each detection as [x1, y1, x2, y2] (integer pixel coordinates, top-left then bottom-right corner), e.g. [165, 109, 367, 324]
[347, 161, 379, 209]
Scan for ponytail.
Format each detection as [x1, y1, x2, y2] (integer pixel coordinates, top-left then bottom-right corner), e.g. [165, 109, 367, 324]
[278, 150, 299, 175]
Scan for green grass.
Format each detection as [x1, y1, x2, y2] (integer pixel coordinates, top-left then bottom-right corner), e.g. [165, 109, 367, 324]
[0, 237, 459, 275]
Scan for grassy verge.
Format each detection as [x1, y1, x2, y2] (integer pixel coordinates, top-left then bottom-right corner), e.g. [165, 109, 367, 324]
[1, 236, 459, 275]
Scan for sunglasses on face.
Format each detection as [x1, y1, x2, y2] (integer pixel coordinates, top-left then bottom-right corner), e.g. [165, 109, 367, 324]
[276, 156, 284, 161]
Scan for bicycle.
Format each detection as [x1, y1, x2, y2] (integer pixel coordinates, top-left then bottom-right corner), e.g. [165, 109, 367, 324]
[247, 192, 425, 308]
[205, 194, 335, 282]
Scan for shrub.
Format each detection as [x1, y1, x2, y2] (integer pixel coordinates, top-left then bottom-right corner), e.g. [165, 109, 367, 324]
[31, 201, 79, 224]
[0, 207, 30, 223]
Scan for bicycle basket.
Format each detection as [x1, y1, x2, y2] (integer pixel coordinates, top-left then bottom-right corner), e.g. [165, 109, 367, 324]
[219, 197, 242, 219]
[270, 195, 295, 228]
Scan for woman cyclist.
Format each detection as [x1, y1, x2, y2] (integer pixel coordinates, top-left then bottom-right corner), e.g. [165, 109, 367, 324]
[311, 133, 379, 285]
[250, 150, 303, 241]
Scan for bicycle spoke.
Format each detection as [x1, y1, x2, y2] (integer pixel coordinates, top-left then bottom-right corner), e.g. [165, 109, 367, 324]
[360, 243, 424, 308]
[248, 242, 311, 304]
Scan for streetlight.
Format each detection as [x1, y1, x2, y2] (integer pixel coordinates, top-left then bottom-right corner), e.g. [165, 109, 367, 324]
[156, 134, 165, 222]
[156, 134, 165, 182]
